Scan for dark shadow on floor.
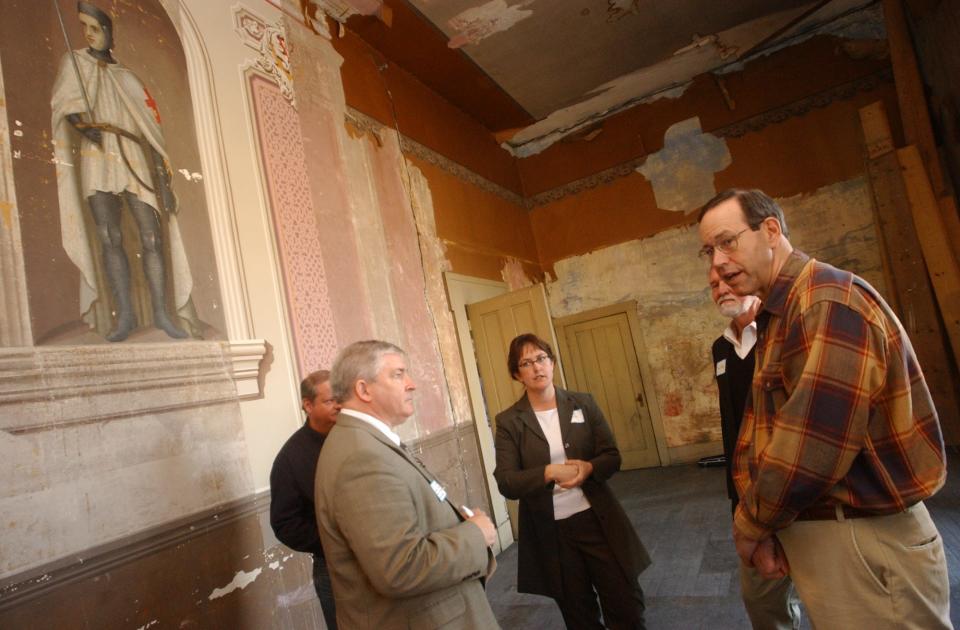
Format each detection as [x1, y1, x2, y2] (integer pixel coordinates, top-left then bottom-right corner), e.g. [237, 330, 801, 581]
[489, 452, 960, 629]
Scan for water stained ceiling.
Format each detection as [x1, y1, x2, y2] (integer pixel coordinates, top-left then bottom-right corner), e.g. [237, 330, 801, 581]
[318, 0, 880, 154]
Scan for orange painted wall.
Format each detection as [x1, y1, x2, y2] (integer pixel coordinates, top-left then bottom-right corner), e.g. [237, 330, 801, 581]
[525, 36, 902, 270]
[333, 22, 535, 280]
[518, 36, 896, 194]
[333, 27, 521, 193]
[333, 25, 901, 279]
[407, 156, 537, 280]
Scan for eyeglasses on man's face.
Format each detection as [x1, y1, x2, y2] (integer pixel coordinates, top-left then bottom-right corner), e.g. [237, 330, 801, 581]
[518, 354, 552, 370]
[698, 227, 753, 261]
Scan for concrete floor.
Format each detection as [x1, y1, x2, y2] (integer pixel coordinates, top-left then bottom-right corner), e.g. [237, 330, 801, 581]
[488, 452, 960, 629]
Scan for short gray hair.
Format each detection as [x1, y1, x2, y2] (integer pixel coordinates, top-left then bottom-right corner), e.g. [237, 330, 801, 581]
[331, 340, 405, 402]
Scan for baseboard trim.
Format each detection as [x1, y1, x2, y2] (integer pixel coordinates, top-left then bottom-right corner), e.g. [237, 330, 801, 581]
[0, 490, 271, 612]
[668, 440, 724, 465]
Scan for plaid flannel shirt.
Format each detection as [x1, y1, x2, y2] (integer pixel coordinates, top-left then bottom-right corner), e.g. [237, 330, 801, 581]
[733, 251, 946, 540]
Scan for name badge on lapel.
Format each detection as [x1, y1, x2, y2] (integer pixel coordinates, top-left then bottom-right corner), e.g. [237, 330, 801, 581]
[716, 359, 727, 376]
[430, 480, 447, 502]
[571, 409, 585, 424]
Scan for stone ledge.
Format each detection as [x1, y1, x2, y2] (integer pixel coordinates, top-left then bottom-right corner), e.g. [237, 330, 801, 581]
[0, 340, 267, 434]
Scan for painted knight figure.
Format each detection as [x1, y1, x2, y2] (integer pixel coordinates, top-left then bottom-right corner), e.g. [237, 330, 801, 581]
[51, 1, 199, 341]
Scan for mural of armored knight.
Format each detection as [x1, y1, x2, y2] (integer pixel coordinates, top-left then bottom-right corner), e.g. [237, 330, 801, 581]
[51, 1, 197, 341]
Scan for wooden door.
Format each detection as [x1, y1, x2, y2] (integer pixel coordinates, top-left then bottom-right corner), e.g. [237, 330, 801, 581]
[555, 302, 665, 469]
[467, 283, 565, 430]
[466, 283, 564, 539]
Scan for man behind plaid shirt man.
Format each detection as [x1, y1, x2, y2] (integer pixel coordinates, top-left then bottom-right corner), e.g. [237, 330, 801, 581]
[698, 188, 951, 629]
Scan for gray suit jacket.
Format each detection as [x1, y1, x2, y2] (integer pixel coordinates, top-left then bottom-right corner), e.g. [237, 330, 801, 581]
[316, 413, 498, 629]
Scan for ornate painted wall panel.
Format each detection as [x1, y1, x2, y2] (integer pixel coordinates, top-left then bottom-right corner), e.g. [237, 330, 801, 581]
[0, 0, 226, 345]
[249, 74, 338, 374]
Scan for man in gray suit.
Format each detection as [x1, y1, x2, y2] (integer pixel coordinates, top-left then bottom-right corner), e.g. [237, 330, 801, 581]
[316, 340, 499, 629]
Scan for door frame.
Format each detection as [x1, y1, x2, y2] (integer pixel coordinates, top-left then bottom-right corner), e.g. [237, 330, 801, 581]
[443, 271, 513, 551]
[554, 300, 671, 467]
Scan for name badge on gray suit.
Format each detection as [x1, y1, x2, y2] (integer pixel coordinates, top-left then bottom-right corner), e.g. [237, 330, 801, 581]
[430, 480, 447, 502]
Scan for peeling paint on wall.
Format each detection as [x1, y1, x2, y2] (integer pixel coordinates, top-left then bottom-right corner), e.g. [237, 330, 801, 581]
[546, 177, 884, 448]
[208, 567, 263, 600]
[401, 159, 487, 509]
[718, 4, 886, 75]
[447, 0, 535, 49]
[504, 82, 691, 158]
[501, 256, 534, 290]
[636, 117, 730, 214]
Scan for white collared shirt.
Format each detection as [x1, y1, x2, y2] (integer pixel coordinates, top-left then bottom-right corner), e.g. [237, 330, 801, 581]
[339, 408, 401, 446]
[722, 320, 758, 360]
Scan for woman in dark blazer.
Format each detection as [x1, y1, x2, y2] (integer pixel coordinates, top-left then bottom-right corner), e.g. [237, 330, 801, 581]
[493, 333, 651, 629]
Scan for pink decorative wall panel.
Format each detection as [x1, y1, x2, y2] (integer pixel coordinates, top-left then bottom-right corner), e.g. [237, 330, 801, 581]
[250, 75, 338, 375]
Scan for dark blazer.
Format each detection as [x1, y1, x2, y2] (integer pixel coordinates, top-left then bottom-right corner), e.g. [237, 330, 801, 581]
[712, 336, 755, 506]
[493, 388, 651, 598]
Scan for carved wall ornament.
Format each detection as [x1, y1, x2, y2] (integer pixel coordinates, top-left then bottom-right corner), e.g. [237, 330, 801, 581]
[234, 6, 297, 108]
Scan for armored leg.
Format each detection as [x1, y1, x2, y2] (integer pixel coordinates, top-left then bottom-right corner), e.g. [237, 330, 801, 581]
[126, 193, 188, 339]
[88, 191, 137, 342]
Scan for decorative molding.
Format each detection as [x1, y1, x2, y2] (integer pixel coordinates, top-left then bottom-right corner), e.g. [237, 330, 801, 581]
[0, 342, 261, 434]
[227, 338, 268, 398]
[345, 109, 526, 208]
[234, 6, 297, 108]
[0, 53, 33, 346]
[711, 67, 894, 139]
[179, 6, 255, 340]
[525, 68, 895, 209]
[526, 156, 649, 208]
[0, 490, 271, 612]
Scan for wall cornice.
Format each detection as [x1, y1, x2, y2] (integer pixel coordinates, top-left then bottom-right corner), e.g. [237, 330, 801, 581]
[0, 340, 267, 435]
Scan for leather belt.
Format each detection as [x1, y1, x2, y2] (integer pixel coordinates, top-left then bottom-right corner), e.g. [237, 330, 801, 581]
[795, 504, 883, 521]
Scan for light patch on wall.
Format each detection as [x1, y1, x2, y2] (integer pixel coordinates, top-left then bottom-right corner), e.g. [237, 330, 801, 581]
[0, 200, 13, 230]
[177, 168, 203, 182]
[207, 567, 262, 600]
[636, 117, 730, 214]
[501, 257, 534, 291]
[447, 0, 535, 49]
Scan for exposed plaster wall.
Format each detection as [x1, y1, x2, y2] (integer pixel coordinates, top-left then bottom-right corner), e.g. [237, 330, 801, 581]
[636, 117, 731, 214]
[0, 343, 254, 579]
[546, 176, 884, 447]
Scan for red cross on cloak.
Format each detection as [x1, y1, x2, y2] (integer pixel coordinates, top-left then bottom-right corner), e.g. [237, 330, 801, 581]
[143, 88, 161, 124]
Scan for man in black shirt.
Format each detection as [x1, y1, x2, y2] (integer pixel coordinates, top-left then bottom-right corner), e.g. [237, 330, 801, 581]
[270, 370, 341, 628]
[710, 269, 800, 630]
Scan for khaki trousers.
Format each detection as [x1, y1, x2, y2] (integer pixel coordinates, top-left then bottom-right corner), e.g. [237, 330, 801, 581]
[777, 502, 951, 630]
[739, 563, 801, 630]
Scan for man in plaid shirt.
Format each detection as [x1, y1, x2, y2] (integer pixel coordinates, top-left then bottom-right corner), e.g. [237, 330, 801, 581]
[698, 188, 950, 628]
